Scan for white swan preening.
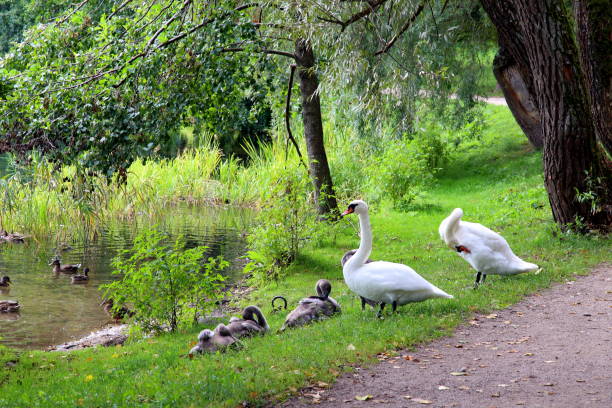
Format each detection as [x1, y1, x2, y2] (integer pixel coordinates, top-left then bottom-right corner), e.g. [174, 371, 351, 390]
[226, 305, 270, 338]
[439, 208, 539, 287]
[280, 279, 341, 330]
[341, 200, 453, 317]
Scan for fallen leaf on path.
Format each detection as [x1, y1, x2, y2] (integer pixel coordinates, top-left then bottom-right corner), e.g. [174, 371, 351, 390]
[413, 399, 432, 404]
[403, 395, 412, 400]
[317, 381, 329, 388]
[491, 392, 500, 397]
[576, 379, 586, 383]
[485, 314, 498, 319]
[450, 372, 467, 376]
[544, 383, 554, 386]
[524, 353, 534, 356]
[458, 386, 470, 390]
[438, 386, 450, 390]
[498, 384, 509, 387]
[403, 355, 414, 361]
[355, 395, 373, 401]
[544, 361, 556, 363]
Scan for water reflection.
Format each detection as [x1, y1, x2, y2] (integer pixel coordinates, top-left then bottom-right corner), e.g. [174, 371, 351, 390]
[0, 205, 251, 349]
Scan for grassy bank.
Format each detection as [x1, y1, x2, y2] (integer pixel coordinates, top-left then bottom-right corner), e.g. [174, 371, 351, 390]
[0, 106, 609, 407]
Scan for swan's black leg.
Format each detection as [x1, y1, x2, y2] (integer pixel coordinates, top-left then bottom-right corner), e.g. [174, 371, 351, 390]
[481, 274, 487, 284]
[392, 301, 397, 313]
[473, 272, 482, 289]
[377, 303, 386, 318]
[361, 297, 367, 311]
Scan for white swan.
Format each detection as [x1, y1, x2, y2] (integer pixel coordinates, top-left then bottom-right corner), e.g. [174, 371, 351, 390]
[341, 200, 453, 317]
[439, 208, 539, 287]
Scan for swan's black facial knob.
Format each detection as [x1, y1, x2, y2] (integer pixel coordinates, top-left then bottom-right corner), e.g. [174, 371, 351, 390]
[341, 203, 357, 217]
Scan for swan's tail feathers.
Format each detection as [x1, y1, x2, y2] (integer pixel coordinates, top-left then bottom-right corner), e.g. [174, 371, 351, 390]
[434, 286, 454, 299]
[439, 208, 463, 246]
[520, 262, 540, 273]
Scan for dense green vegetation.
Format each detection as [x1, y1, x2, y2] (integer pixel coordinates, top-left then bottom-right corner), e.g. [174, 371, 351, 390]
[1, 106, 608, 407]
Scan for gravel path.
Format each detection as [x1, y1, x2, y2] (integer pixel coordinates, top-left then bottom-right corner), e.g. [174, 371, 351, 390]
[283, 264, 611, 408]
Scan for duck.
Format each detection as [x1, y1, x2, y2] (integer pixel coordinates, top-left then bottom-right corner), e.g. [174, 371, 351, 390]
[0, 300, 20, 313]
[189, 323, 239, 355]
[341, 200, 453, 317]
[0, 230, 25, 243]
[0, 276, 11, 287]
[341, 250, 378, 310]
[71, 268, 90, 284]
[280, 279, 341, 330]
[49, 258, 81, 274]
[439, 208, 539, 288]
[101, 298, 134, 322]
[226, 305, 270, 338]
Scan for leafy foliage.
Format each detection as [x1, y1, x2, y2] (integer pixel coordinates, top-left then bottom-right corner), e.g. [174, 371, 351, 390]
[102, 229, 228, 332]
[0, 2, 277, 176]
[244, 165, 320, 282]
[365, 127, 448, 210]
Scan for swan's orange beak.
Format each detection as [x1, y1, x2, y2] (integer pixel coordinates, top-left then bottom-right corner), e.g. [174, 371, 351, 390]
[341, 208, 354, 217]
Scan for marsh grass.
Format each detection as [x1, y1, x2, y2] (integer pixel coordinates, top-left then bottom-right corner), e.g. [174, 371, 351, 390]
[1, 105, 609, 407]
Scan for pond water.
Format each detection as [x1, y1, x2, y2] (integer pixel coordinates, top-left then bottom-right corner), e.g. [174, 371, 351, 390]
[0, 205, 251, 349]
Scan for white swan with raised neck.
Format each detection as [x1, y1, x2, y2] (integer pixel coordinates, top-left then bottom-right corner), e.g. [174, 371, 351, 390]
[341, 200, 453, 316]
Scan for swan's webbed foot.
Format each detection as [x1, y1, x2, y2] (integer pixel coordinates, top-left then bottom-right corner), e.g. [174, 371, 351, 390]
[377, 303, 386, 319]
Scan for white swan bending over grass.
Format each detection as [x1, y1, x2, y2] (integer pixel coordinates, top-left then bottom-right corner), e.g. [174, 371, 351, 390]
[439, 208, 539, 288]
[341, 200, 453, 317]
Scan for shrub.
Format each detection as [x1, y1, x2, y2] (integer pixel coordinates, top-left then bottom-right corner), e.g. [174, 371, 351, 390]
[244, 166, 320, 283]
[366, 128, 448, 210]
[102, 229, 227, 332]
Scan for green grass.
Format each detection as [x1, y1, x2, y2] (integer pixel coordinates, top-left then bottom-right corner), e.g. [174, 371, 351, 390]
[0, 106, 609, 407]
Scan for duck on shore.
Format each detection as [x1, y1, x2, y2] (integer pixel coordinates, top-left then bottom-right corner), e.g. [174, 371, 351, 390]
[0, 230, 26, 243]
[101, 299, 134, 322]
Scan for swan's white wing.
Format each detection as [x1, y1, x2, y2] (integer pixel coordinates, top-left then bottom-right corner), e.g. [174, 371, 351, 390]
[347, 261, 448, 303]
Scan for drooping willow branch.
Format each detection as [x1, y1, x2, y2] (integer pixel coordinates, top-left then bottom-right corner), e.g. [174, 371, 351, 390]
[374, 1, 425, 55]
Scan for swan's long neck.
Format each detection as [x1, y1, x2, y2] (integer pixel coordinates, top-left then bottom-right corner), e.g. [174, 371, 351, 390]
[441, 208, 463, 246]
[349, 211, 372, 268]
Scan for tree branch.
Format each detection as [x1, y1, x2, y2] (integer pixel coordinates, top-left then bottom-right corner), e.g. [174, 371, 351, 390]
[220, 47, 296, 60]
[108, 0, 134, 19]
[339, 0, 389, 31]
[284, 64, 307, 168]
[375, 1, 425, 55]
[55, 0, 92, 26]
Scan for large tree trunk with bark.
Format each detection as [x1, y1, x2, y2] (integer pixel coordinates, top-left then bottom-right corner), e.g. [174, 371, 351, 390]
[481, 0, 611, 231]
[294, 39, 338, 217]
[493, 46, 543, 148]
[573, 0, 612, 156]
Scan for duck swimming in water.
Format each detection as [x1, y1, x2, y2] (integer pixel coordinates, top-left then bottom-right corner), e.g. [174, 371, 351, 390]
[71, 268, 90, 284]
[50, 258, 81, 274]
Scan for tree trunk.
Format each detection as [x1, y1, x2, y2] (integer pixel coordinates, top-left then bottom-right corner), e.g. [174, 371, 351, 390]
[493, 46, 543, 148]
[294, 39, 338, 217]
[574, 0, 612, 156]
[481, 0, 611, 231]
